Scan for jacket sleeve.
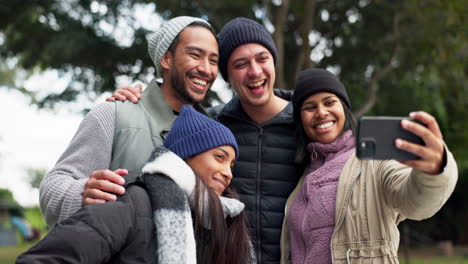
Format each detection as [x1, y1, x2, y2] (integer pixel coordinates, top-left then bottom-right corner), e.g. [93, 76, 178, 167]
[379, 145, 458, 220]
[39, 102, 116, 227]
[16, 195, 138, 264]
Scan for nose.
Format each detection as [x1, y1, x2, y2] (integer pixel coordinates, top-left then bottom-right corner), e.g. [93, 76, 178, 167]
[315, 105, 328, 119]
[247, 61, 262, 77]
[197, 58, 213, 77]
[221, 165, 233, 184]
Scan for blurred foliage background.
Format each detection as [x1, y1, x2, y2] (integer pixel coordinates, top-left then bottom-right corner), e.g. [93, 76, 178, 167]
[0, 0, 467, 252]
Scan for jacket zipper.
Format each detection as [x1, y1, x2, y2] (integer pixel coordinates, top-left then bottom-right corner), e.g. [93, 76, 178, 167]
[330, 161, 361, 264]
[256, 127, 263, 263]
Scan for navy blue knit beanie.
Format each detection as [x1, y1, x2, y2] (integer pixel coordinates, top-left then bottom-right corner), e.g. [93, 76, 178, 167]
[293, 68, 351, 123]
[218, 17, 278, 82]
[164, 105, 239, 159]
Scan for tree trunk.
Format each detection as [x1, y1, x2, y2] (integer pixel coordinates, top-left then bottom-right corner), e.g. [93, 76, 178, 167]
[272, 0, 290, 89]
[294, 0, 316, 83]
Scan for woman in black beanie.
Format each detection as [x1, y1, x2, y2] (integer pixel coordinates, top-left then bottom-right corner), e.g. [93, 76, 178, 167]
[281, 68, 457, 264]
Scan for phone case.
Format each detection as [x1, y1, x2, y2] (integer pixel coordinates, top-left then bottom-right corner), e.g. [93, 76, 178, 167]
[356, 116, 424, 160]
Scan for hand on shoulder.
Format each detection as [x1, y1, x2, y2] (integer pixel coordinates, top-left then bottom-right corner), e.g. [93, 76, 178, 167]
[106, 84, 143, 103]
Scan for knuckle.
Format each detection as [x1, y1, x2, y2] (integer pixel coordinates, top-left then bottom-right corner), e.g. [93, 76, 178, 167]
[84, 198, 92, 205]
[96, 180, 106, 190]
[84, 179, 94, 188]
[91, 170, 103, 179]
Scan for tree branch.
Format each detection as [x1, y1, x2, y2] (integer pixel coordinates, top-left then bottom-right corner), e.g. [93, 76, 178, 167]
[354, 12, 401, 118]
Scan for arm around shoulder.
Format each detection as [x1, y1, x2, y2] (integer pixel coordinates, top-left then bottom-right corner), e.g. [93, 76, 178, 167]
[39, 102, 116, 227]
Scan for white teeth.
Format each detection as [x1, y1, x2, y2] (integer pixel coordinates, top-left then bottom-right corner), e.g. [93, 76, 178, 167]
[191, 78, 207, 86]
[248, 80, 264, 87]
[316, 121, 333, 129]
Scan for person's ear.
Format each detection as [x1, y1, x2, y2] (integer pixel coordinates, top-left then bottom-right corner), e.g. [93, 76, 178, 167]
[160, 52, 173, 71]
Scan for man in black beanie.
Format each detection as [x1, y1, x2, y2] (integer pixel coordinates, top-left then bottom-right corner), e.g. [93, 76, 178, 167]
[210, 17, 302, 264]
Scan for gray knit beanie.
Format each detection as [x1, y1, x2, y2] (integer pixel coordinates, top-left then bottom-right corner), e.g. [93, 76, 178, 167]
[148, 16, 211, 78]
[218, 17, 278, 82]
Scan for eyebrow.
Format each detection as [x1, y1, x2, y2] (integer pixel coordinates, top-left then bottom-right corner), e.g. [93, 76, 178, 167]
[185, 45, 219, 58]
[217, 147, 230, 157]
[219, 147, 236, 168]
[232, 51, 269, 64]
[302, 95, 337, 106]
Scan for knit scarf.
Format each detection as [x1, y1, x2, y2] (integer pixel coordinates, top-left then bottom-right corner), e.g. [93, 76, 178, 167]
[141, 146, 245, 264]
[288, 130, 355, 264]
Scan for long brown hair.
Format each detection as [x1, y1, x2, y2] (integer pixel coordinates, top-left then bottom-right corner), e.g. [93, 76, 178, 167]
[191, 176, 252, 264]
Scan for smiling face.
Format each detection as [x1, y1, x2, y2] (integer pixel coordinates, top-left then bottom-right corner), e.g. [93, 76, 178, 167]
[300, 92, 346, 144]
[227, 43, 275, 108]
[185, 145, 236, 196]
[163, 25, 219, 104]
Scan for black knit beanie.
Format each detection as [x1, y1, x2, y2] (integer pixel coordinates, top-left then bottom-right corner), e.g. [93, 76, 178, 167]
[218, 17, 278, 82]
[292, 68, 351, 122]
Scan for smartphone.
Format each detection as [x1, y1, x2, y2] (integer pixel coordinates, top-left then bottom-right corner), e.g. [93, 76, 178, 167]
[356, 116, 425, 160]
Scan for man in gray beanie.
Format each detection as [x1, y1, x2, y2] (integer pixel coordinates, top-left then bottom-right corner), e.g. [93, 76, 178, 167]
[39, 16, 219, 227]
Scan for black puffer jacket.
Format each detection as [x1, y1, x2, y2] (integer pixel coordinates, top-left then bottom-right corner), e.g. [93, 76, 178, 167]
[17, 183, 156, 264]
[209, 96, 303, 264]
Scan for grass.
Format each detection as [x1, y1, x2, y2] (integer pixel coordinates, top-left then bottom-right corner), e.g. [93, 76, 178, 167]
[2, 244, 468, 264]
[398, 246, 468, 264]
[398, 257, 468, 264]
[23, 207, 46, 229]
[0, 207, 47, 263]
[0, 243, 35, 264]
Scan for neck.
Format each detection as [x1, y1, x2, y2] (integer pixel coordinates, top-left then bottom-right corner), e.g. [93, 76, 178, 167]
[241, 95, 288, 124]
[160, 81, 194, 113]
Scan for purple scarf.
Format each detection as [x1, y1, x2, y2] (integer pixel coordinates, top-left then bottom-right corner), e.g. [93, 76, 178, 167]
[288, 130, 355, 264]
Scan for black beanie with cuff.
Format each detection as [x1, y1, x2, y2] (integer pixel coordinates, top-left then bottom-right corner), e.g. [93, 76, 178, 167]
[217, 17, 278, 82]
[292, 68, 351, 122]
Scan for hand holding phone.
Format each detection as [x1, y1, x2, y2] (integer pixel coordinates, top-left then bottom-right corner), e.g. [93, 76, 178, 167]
[356, 116, 424, 160]
[357, 112, 445, 175]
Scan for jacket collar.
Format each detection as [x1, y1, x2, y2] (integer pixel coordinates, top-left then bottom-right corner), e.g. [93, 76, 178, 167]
[218, 95, 294, 125]
[141, 79, 207, 120]
[141, 79, 177, 123]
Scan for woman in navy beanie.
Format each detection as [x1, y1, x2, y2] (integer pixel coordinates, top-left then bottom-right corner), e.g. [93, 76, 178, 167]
[18, 105, 253, 264]
[280, 68, 457, 263]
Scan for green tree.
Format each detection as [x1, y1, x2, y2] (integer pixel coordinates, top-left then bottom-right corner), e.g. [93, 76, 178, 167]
[0, 188, 23, 217]
[0, 0, 466, 166]
[27, 168, 47, 189]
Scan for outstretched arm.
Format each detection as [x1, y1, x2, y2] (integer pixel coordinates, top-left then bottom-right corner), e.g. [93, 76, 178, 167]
[381, 111, 458, 220]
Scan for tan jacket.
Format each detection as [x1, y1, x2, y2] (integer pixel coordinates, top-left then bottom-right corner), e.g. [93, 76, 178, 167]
[281, 148, 458, 264]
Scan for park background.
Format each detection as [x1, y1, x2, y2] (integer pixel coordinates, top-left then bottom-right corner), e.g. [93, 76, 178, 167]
[0, 0, 467, 263]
